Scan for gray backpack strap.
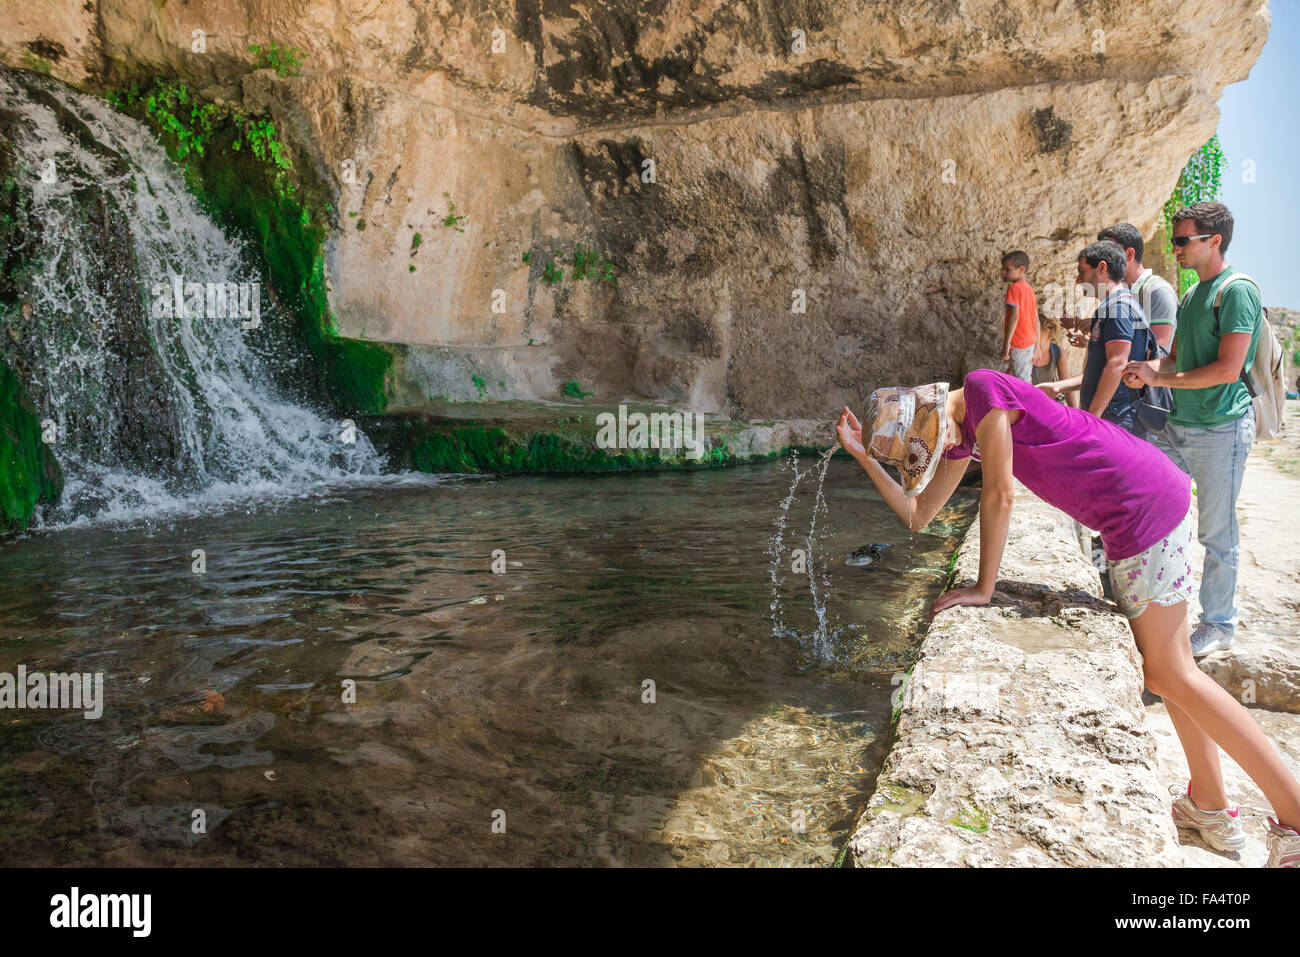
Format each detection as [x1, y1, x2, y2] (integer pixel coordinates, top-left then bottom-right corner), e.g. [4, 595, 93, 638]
[1131, 270, 1151, 306]
[1207, 273, 1264, 391]
[1213, 273, 1258, 310]
[1212, 273, 1260, 335]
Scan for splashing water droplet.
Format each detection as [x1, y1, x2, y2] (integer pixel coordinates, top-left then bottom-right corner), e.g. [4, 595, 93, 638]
[767, 444, 843, 661]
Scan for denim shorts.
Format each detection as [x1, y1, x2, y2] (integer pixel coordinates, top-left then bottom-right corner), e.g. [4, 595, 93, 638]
[1106, 504, 1195, 619]
[1008, 346, 1035, 382]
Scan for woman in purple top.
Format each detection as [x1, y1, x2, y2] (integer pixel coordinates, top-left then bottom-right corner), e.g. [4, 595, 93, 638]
[835, 368, 1300, 866]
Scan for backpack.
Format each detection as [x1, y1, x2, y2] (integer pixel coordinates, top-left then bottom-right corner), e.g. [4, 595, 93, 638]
[1113, 288, 1173, 432]
[1181, 273, 1286, 439]
[1132, 269, 1178, 338]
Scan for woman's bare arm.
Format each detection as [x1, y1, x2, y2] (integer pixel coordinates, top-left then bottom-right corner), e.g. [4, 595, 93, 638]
[931, 408, 1015, 613]
[859, 454, 968, 532]
[836, 404, 1016, 615]
[835, 407, 967, 532]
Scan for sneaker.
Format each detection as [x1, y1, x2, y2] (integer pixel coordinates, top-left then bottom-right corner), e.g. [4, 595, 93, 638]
[1169, 783, 1246, 852]
[1190, 622, 1234, 658]
[1265, 818, 1300, 868]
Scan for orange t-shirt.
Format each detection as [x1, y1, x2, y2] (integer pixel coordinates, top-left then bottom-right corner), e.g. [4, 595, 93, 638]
[1006, 279, 1039, 349]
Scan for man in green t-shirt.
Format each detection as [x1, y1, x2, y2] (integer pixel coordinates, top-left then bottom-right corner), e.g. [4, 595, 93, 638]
[1123, 202, 1261, 658]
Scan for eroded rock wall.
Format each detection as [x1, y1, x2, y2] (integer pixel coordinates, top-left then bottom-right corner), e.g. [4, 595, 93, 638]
[0, 0, 1270, 417]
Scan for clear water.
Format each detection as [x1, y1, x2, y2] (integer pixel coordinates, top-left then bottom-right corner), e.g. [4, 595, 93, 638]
[0, 461, 974, 866]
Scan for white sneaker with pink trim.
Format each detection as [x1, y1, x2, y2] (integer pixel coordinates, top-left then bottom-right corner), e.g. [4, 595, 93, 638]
[1169, 783, 1246, 852]
[1265, 818, 1300, 868]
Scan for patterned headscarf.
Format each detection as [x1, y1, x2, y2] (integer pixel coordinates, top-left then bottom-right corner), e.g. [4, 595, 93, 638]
[864, 382, 950, 498]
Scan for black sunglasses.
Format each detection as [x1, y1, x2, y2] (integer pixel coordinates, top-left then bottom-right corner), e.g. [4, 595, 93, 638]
[1171, 234, 1213, 248]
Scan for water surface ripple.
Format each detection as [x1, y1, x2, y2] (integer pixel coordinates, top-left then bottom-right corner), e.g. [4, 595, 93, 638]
[0, 461, 973, 866]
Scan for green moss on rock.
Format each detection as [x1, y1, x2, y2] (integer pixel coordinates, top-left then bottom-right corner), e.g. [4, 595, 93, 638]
[107, 79, 391, 416]
[0, 132, 62, 530]
[410, 426, 667, 474]
[187, 115, 391, 415]
[359, 401, 793, 476]
[0, 356, 62, 533]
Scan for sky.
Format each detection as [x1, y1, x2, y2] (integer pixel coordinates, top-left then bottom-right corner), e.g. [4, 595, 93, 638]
[1216, 0, 1300, 307]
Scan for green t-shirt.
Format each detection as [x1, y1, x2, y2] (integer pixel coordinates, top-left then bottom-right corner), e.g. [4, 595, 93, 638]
[1170, 266, 1262, 429]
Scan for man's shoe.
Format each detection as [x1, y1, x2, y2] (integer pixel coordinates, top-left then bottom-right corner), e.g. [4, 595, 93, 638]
[1170, 783, 1246, 852]
[1189, 622, 1234, 658]
[1265, 817, 1300, 867]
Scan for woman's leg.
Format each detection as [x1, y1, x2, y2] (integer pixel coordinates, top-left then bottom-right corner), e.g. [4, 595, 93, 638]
[1131, 598, 1300, 830]
[1135, 591, 1228, 807]
[1165, 697, 1228, 809]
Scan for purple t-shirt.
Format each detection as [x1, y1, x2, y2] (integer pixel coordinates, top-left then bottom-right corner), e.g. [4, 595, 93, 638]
[942, 369, 1191, 561]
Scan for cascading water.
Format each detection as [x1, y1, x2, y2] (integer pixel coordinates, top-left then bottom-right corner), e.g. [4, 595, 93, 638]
[802, 445, 838, 657]
[0, 69, 392, 527]
[766, 445, 843, 660]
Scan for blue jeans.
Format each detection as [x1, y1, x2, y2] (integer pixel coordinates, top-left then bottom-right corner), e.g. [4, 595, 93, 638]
[1104, 407, 1149, 439]
[1152, 411, 1256, 636]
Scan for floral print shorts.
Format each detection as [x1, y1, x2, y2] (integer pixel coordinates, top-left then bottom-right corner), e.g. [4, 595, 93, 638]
[1107, 504, 1195, 620]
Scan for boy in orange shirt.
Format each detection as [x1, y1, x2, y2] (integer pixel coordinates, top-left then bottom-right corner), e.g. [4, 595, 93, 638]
[999, 250, 1039, 382]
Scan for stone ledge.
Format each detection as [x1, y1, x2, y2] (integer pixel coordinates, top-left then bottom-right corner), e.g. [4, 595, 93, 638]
[357, 401, 830, 474]
[848, 486, 1183, 867]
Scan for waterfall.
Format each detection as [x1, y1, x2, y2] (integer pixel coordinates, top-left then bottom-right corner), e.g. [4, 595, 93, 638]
[0, 69, 391, 528]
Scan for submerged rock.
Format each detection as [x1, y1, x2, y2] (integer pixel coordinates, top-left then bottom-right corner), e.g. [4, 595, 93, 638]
[845, 542, 889, 567]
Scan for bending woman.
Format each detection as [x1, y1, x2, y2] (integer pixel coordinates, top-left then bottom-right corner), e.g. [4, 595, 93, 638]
[835, 368, 1300, 867]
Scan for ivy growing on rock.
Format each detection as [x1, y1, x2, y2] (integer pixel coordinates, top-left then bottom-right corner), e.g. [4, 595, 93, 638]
[107, 82, 296, 197]
[249, 42, 305, 77]
[529, 242, 617, 287]
[1161, 135, 1227, 295]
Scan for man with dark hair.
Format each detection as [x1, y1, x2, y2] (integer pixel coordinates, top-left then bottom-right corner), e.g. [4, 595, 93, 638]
[1124, 201, 1263, 657]
[1098, 222, 1178, 351]
[999, 250, 1038, 382]
[1038, 241, 1151, 435]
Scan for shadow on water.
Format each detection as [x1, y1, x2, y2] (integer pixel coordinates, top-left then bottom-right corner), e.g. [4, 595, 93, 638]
[0, 457, 974, 866]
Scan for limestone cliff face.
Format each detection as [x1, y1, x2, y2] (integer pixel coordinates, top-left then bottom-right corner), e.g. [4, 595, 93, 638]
[0, 0, 1270, 417]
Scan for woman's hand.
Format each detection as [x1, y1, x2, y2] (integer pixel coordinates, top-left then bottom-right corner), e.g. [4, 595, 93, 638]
[932, 585, 994, 614]
[835, 407, 867, 460]
[1036, 381, 1062, 401]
